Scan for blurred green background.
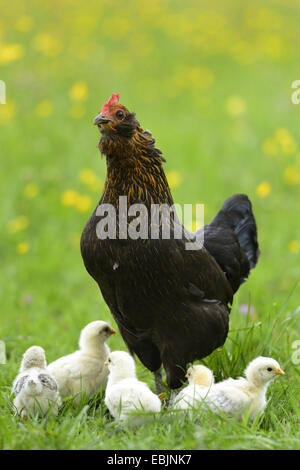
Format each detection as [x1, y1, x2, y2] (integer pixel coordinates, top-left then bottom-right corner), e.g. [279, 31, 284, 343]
[1, 0, 300, 451]
[1, 0, 299, 371]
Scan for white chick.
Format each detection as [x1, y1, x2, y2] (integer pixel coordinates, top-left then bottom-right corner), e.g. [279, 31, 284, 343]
[12, 346, 61, 419]
[48, 320, 116, 402]
[104, 351, 161, 421]
[173, 365, 214, 411]
[205, 356, 285, 420]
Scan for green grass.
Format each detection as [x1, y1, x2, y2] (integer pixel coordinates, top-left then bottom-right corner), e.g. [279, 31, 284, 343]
[1, 304, 300, 450]
[0, 0, 300, 450]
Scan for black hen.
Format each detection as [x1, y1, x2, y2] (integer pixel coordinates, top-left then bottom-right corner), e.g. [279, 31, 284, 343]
[80, 94, 259, 390]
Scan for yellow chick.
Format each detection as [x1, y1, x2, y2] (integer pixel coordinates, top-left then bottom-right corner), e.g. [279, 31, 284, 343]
[48, 321, 116, 403]
[173, 365, 214, 410]
[206, 356, 284, 419]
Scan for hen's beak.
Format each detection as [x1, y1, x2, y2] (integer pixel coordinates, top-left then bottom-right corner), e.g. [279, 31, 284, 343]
[104, 360, 109, 366]
[275, 368, 285, 375]
[110, 328, 117, 335]
[93, 113, 112, 125]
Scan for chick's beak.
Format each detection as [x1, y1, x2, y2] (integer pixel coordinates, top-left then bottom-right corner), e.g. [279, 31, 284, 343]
[104, 360, 109, 366]
[110, 328, 117, 335]
[275, 368, 285, 375]
[93, 113, 111, 125]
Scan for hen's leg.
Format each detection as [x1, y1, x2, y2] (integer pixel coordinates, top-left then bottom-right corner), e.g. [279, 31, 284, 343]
[154, 368, 165, 395]
[169, 388, 182, 408]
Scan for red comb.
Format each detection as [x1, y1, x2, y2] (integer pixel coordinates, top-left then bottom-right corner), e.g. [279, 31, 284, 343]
[101, 93, 120, 114]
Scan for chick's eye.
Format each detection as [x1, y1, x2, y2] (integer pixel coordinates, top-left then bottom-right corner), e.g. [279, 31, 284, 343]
[267, 367, 273, 372]
[116, 110, 124, 118]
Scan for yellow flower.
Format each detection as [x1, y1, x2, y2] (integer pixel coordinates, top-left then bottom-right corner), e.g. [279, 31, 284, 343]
[70, 82, 88, 102]
[79, 168, 96, 185]
[0, 100, 16, 125]
[61, 190, 79, 207]
[274, 128, 297, 155]
[288, 240, 300, 254]
[24, 183, 39, 199]
[0, 44, 24, 64]
[61, 190, 91, 212]
[256, 181, 271, 198]
[75, 195, 92, 212]
[69, 104, 86, 119]
[166, 171, 181, 190]
[226, 96, 247, 116]
[102, 17, 131, 40]
[17, 242, 29, 254]
[247, 8, 282, 30]
[35, 100, 53, 118]
[261, 35, 283, 59]
[33, 34, 62, 57]
[79, 168, 102, 192]
[262, 138, 279, 157]
[283, 166, 300, 185]
[15, 16, 33, 33]
[8, 216, 29, 234]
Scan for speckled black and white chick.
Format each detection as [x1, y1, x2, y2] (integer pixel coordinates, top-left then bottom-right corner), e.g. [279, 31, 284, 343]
[48, 320, 116, 402]
[104, 351, 161, 421]
[12, 346, 61, 419]
[173, 365, 214, 411]
[205, 356, 285, 420]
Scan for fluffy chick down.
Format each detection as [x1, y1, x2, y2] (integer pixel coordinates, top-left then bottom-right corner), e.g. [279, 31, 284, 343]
[104, 351, 161, 421]
[12, 346, 61, 419]
[173, 365, 214, 411]
[48, 320, 116, 402]
[205, 356, 284, 419]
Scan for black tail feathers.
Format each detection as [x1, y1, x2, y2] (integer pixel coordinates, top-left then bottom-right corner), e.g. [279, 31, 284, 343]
[212, 194, 260, 269]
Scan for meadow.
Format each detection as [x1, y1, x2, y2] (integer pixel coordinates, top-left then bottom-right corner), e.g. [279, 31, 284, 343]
[0, 0, 299, 450]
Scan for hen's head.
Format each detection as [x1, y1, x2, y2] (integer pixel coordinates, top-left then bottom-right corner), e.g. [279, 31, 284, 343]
[94, 93, 139, 138]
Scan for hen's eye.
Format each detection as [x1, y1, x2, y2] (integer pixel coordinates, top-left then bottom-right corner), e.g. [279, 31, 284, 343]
[116, 110, 124, 118]
[267, 367, 273, 371]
